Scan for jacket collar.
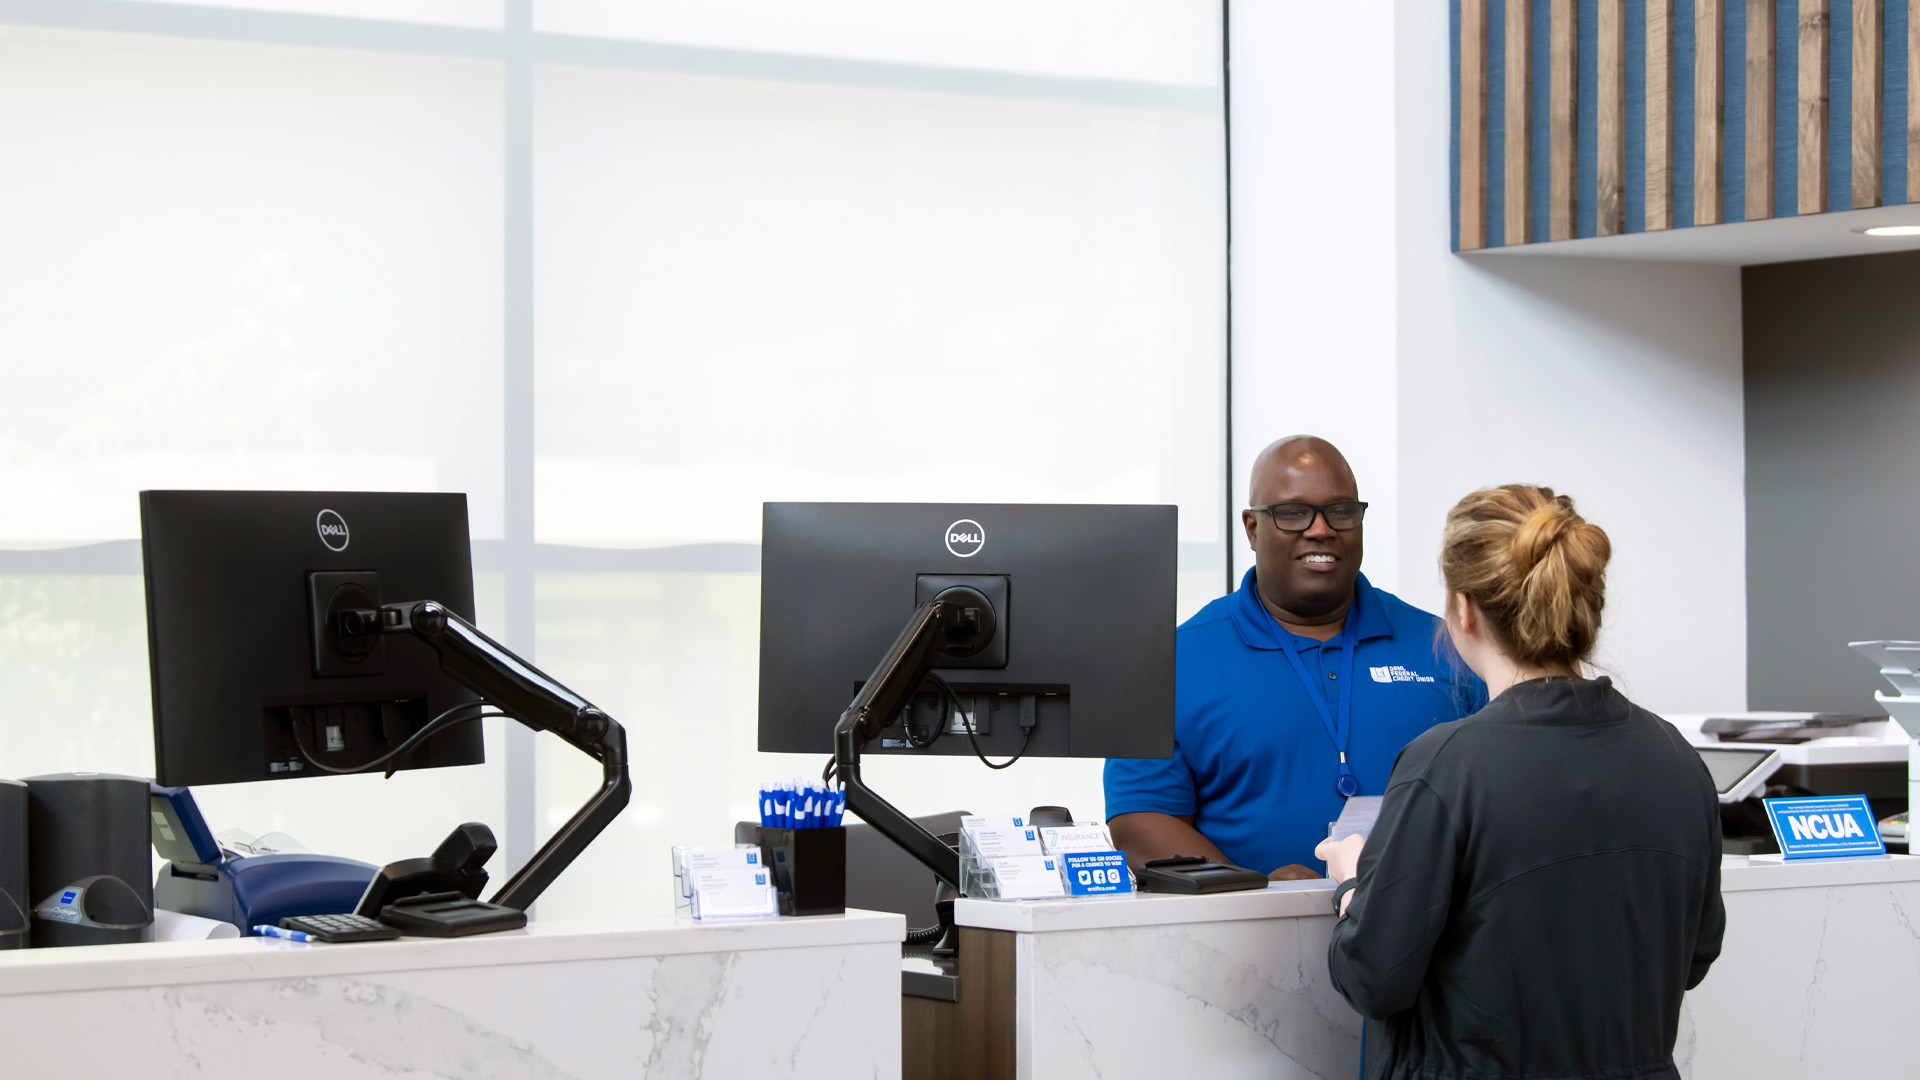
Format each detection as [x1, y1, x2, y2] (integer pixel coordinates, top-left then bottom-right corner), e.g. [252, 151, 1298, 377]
[1229, 566, 1392, 650]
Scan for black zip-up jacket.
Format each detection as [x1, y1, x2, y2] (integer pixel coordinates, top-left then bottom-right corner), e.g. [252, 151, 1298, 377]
[1327, 677, 1725, 1080]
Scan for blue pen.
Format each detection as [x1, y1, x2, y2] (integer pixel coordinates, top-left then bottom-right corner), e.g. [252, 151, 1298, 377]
[253, 924, 310, 942]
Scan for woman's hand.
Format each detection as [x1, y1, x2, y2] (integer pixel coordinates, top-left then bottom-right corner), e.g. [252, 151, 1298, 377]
[1314, 834, 1366, 884]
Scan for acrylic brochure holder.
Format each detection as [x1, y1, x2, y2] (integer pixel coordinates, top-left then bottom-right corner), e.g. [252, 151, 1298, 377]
[957, 819, 1132, 901]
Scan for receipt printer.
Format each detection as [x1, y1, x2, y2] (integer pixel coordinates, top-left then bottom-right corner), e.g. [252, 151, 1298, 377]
[149, 784, 378, 935]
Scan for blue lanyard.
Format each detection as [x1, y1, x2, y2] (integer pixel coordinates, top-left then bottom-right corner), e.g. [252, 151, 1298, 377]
[1264, 606, 1360, 798]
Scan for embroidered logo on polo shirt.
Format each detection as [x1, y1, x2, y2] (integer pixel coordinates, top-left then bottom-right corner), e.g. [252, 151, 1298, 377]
[1370, 665, 1436, 684]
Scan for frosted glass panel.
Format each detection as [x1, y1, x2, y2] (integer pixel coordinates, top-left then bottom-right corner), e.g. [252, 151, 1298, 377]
[534, 65, 1225, 546]
[111, 0, 505, 28]
[0, 28, 505, 543]
[0, 576, 156, 780]
[536, 0, 1219, 85]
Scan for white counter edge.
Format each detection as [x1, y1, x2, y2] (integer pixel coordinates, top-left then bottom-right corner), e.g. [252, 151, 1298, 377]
[956, 855, 1920, 934]
[955, 880, 1334, 933]
[1719, 852, 1920, 892]
[0, 909, 906, 997]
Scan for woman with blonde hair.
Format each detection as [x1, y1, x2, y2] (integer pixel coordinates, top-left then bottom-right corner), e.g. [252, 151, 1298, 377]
[1316, 485, 1724, 1080]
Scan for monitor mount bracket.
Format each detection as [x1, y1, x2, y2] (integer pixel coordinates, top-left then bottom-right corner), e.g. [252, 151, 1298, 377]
[833, 587, 997, 892]
[345, 600, 631, 912]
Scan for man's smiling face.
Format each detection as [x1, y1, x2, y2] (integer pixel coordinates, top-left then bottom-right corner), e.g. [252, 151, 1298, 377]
[1242, 437, 1364, 622]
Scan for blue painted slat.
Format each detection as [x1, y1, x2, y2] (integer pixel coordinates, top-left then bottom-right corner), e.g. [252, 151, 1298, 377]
[1628, 0, 1649, 231]
[1890, 0, 1911, 203]
[1726, 0, 1748, 220]
[1579, 0, 1600, 234]
[1776, 0, 1797, 217]
[1491, 0, 1509, 245]
[1677, 0, 1698, 225]
[1533, 0, 1554, 239]
[1830, 0, 1852, 211]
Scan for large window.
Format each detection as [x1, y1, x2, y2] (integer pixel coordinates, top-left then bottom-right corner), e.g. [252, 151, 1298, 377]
[0, 1, 1225, 918]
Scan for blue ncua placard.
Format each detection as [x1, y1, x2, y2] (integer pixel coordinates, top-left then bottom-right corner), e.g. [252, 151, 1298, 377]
[1764, 795, 1887, 860]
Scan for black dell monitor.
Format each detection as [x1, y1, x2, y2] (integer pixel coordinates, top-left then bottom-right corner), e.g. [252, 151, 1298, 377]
[140, 489, 630, 912]
[757, 502, 1177, 762]
[757, 502, 1176, 889]
[140, 490, 485, 787]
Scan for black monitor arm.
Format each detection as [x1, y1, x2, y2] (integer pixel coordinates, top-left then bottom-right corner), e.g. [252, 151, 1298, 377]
[361, 600, 631, 911]
[834, 595, 992, 891]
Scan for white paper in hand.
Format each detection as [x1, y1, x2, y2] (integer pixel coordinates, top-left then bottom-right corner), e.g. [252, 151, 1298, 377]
[1328, 796, 1383, 842]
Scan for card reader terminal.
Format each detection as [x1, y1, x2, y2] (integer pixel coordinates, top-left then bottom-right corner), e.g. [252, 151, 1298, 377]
[1135, 855, 1268, 894]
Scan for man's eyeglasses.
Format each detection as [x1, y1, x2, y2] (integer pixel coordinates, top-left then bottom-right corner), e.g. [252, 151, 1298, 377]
[1248, 501, 1368, 532]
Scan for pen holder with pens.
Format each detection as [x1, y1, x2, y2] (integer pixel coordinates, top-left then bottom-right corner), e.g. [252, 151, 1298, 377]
[737, 823, 846, 916]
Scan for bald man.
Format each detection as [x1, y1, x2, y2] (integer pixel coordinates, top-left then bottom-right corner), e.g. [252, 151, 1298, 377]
[1105, 436, 1487, 879]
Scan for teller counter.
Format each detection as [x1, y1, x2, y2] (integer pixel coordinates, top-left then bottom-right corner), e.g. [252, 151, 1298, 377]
[0, 910, 905, 1079]
[912, 856, 1920, 1080]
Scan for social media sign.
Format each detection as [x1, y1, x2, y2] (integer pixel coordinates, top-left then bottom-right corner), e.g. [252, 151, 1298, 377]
[1060, 851, 1133, 896]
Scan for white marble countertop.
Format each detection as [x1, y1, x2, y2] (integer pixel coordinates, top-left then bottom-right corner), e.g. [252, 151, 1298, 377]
[956, 854, 1920, 933]
[955, 879, 1334, 933]
[0, 908, 906, 996]
[1719, 852, 1920, 892]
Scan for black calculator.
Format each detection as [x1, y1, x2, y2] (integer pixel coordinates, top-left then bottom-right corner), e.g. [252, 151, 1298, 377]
[279, 912, 403, 943]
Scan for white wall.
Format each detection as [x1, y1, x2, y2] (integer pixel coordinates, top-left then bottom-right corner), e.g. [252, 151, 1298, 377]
[1227, 1, 1401, 591]
[1228, 0, 1747, 714]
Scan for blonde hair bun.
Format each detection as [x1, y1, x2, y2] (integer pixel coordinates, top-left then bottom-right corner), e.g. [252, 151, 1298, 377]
[1441, 485, 1611, 670]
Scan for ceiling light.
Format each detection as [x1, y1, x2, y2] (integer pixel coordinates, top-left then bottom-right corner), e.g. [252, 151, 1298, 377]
[1858, 224, 1920, 236]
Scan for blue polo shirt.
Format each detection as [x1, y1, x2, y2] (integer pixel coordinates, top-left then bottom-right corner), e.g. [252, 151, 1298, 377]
[1105, 569, 1486, 874]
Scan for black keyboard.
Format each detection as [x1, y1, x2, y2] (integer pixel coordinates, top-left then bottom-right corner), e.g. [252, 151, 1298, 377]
[280, 912, 402, 943]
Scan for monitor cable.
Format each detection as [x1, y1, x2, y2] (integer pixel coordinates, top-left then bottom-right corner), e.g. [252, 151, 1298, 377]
[818, 673, 965, 783]
[903, 681, 949, 751]
[926, 672, 1032, 771]
[289, 701, 508, 778]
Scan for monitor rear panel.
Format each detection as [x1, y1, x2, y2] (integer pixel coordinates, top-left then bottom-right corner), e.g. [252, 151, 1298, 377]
[141, 490, 482, 787]
[757, 502, 1176, 760]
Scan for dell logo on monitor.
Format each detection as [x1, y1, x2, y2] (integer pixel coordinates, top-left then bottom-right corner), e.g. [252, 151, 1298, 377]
[315, 509, 350, 552]
[945, 519, 984, 558]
